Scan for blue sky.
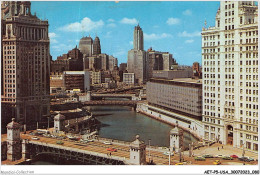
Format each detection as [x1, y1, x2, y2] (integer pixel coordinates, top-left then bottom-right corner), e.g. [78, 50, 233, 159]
[31, 1, 220, 65]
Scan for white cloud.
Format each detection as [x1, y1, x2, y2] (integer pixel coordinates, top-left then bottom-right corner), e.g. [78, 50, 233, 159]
[120, 18, 138, 25]
[52, 44, 74, 52]
[178, 31, 201, 37]
[59, 17, 104, 32]
[107, 19, 115, 23]
[49, 32, 58, 43]
[166, 17, 180, 25]
[183, 9, 192, 16]
[107, 23, 116, 28]
[185, 39, 194, 43]
[49, 32, 57, 38]
[129, 41, 133, 45]
[153, 25, 159, 28]
[144, 33, 172, 40]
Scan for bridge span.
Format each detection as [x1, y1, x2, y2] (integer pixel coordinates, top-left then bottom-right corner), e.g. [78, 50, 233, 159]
[2, 133, 176, 165]
[82, 100, 138, 107]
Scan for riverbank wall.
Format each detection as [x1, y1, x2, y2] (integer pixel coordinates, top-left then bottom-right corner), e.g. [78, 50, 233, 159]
[136, 103, 203, 141]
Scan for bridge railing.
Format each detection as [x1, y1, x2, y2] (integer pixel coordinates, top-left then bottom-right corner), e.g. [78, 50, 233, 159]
[97, 137, 164, 152]
[29, 140, 127, 163]
[97, 137, 131, 145]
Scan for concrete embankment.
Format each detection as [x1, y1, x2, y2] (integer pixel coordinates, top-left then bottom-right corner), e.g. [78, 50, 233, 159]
[138, 111, 202, 142]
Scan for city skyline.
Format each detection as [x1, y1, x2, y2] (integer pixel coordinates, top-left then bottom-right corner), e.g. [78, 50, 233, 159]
[31, 1, 220, 65]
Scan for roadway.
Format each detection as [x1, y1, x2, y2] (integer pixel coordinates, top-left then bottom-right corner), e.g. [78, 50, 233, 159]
[1, 133, 177, 165]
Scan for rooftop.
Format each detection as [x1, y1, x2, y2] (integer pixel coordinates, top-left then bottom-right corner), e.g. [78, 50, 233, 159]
[151, 78, 202, 84]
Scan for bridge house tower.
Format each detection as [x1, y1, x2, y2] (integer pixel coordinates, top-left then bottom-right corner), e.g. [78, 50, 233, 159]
[129, 135, 146, 165]
[6, 118, 21, 161]
[170, 127, 183, 152]
[54, 112, 66, 134]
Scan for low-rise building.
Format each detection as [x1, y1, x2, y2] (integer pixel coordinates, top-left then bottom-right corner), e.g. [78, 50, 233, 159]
[147, 78, 202, 121]
[63, 71, 90, 92]
[91, 71, 104, 85]
[152, 69, 193, 80]
[123, 73, 135, 85]
[50, 72, 65, 93]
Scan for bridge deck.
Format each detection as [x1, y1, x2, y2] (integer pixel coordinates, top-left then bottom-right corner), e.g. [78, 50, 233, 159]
[1, 133, 178, 165]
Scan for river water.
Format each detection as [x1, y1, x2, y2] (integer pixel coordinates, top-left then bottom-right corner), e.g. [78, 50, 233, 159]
[86, 105, 197, 147]
[32, 105, 197, 164]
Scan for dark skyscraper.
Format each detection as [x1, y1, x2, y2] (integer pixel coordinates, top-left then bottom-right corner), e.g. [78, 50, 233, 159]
[93, 36, 101, 55]
[79, 36, 93, 57]
[1, 1, 50, 131]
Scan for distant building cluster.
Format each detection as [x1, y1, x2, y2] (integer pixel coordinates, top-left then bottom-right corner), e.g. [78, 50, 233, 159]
[50, 35, 126, 93]
[127, 25, 178, 85]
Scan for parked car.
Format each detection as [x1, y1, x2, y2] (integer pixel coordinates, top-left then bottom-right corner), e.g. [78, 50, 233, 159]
[230, 155, 238, 158]
[107, 148, 117, 152]
[29, 132, 35, 136]
[214, 155, 223, 158]
[194, 156, 206, 161]
[245, 157, 254, 161]
[103, 141, 112, 145]
[31, 136, 39, 140]
[175, 163, 183, 165]
[202, 154, 214, 158]
[222, 156, 233, 160]
[163, 152, 174, 156]
[213, 160, 221, 165]
[56, 141, 64, 145]
[238, 157, 250, 162]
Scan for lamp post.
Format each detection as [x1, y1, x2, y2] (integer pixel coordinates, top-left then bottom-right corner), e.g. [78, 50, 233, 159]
[47, 117, 50, 129]
[168, 148, 171, 165]
[148, 139, 151, 163]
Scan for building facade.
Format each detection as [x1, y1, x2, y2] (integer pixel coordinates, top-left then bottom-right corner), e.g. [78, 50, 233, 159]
[109, 55, 118, 71]
[202, 1, 258, 151]
[79, 36, 93, 57]
[1, 1, 50, 131]
[63, 71, 90, 92]
[51, 46, 83, 72]
[123, 73, 135, 85]
[146, 47, 176, 80]
[93, 36, 101, 56]
[127, 24, 147, 84]
[147, 78, 202, 121]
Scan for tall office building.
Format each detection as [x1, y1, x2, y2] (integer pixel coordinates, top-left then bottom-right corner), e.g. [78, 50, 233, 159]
[79, 36, 93, 57]
[146, 47, 175, 80]
[109, 55, 118, 71]
[93, 36, 101, 56]
[51, 46, 83, 72]
[202, 1, 258, 151]
[127, 24, 147, 84]
[133, 24, 144, 50]
[1, 1, 50, 131]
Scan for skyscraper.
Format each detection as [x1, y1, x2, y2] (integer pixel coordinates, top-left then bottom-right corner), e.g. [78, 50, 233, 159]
[127, 24, 147, 84]
[133, 24, 144, 50]
[202, 1, 258, 151]
[1, 1, 50, 131]
[79, 36, 93, 57]
[93, 36, 101, 56]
